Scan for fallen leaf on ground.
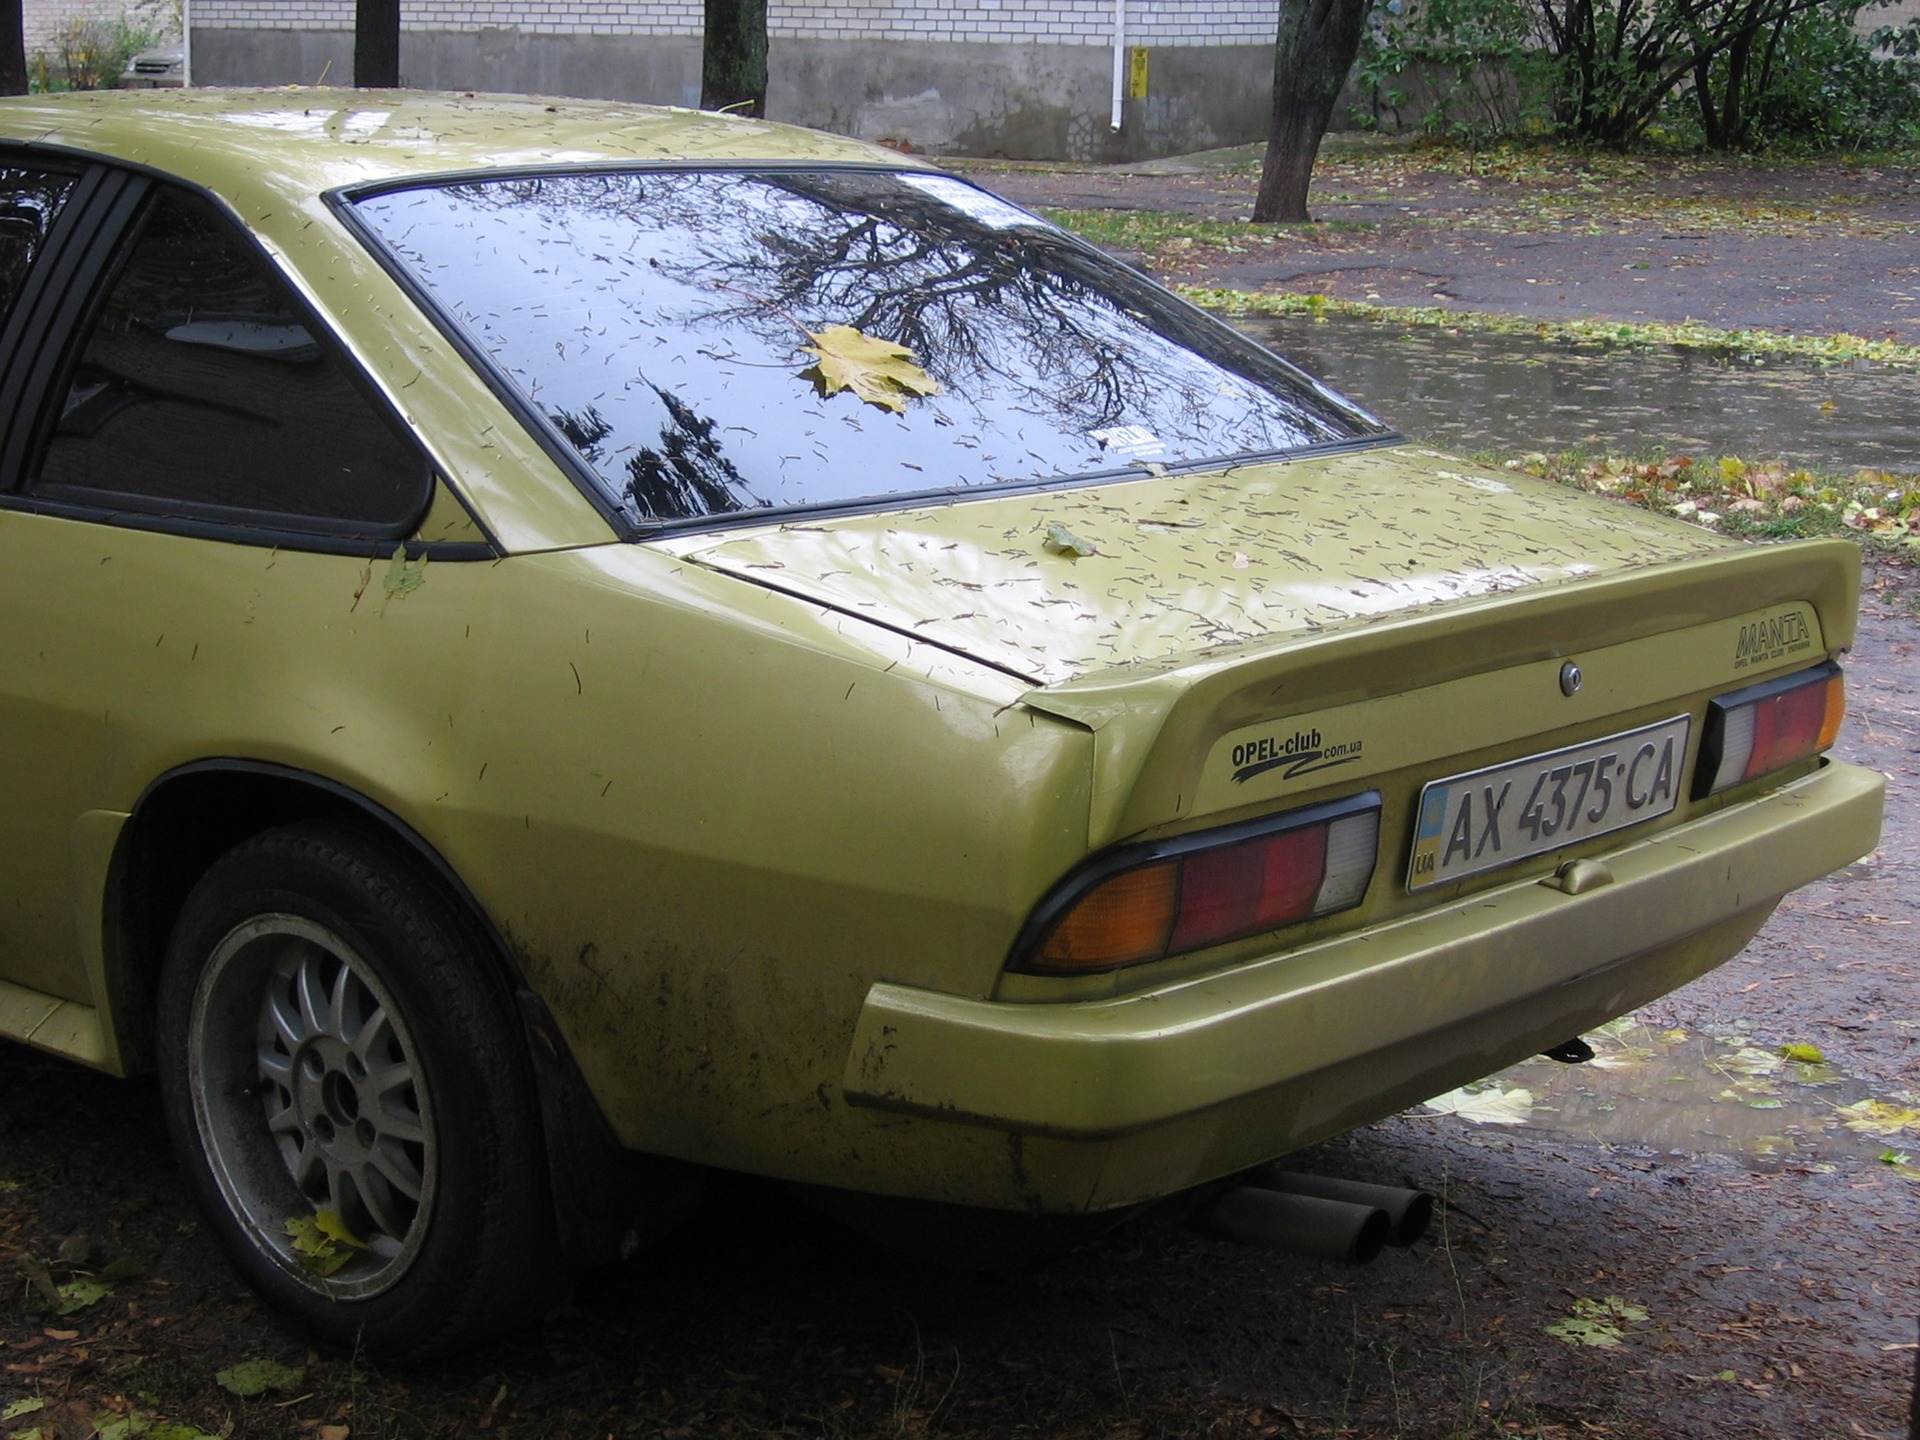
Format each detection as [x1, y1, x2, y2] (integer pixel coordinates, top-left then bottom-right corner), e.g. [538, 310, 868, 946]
[1837, 1098, 1920, 1136]
[1545, 1296, 1649, 1348]
[1421, 1085, 1535, 1125]
[55, 1277, 115, 1314]
[215, 1358, 306, 1398]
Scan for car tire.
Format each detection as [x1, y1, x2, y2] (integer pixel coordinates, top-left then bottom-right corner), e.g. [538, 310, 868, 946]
[155, 821, 561, 1361]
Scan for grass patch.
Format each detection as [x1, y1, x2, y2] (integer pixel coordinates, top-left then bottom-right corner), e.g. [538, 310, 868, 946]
[1037, 207, 1374, 251]
[1177, 285, 1920, 368]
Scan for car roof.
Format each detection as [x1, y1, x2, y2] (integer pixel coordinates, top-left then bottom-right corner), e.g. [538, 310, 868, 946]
[0, 88, 920, 200]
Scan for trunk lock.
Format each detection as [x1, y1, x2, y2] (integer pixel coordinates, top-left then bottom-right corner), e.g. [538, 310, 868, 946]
[1560, 661, 1583, 696]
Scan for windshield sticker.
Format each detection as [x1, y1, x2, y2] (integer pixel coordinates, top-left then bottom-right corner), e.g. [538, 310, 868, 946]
[1089, 424, 1167, 460]
[898, 174, 1046, 230]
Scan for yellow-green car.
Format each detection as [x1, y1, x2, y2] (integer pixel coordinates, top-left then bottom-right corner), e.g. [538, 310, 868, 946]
[0, 89, 1883, 1358]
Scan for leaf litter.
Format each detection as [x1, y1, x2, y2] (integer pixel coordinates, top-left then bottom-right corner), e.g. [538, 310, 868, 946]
[1415, 1017, 1920, 1178]
[285, 1209, 364, 1277]
[1545, 1296, 1651, 1348]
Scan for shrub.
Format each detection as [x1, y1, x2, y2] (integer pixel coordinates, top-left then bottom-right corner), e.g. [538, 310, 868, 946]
[1666, 0, 1920, 148]
[1355, 0, 1920, 150]
[30, 3, 177, 93]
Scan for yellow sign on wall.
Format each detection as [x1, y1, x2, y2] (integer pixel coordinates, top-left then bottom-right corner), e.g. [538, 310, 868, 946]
[1128, 46, 1149, 99]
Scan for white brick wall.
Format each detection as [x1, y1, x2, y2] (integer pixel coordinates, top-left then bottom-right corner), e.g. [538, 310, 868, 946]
[24, 0, 155, 53]
[189, 0, 1277, 46]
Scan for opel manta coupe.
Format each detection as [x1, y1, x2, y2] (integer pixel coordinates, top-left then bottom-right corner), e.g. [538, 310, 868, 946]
[0, 89, 1883, 1358]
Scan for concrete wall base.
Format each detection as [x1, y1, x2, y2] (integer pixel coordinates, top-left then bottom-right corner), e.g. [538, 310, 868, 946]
[188, 28, 1274, 162]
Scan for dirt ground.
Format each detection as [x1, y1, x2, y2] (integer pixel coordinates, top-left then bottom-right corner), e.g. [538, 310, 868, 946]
[5, 145, 1920, 1440]
[960, 142, 1920, 347]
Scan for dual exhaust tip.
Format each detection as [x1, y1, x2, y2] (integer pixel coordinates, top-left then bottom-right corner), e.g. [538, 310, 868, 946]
[1197, 1166, 1434, 1265]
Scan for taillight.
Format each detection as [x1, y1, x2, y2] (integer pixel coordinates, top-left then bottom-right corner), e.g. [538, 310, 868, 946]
[1693, 661, 1845, 799]
[1010, 793, 1381, 975]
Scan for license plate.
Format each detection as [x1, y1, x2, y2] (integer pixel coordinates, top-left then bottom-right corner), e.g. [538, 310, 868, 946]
[1406, 715, 1692, 891]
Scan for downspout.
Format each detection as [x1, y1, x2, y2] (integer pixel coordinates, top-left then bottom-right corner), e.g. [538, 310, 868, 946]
[1109, 0, 1125, 131]
[181, 0, 193, 86]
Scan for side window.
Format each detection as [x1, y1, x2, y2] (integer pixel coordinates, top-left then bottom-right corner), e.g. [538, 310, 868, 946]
[33, 187, 428, 534]
[0, 165, 76, 331]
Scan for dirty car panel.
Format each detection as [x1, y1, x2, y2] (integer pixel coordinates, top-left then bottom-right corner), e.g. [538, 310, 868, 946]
[0, 90, 1883, 1358]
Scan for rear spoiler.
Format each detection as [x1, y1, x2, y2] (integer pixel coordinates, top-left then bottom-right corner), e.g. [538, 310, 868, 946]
[1020, 540, 1861, 849]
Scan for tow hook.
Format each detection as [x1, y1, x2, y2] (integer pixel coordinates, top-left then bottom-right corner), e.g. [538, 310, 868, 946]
[1195, 1168, 1434, 1265]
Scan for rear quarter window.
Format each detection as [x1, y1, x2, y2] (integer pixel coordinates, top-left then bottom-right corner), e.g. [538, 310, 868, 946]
[32, 186, 429, 537]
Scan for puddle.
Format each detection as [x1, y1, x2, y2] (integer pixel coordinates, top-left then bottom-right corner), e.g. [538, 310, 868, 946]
[1228, 313, 1920, 473]
[1421, 1019, 1920, 1176]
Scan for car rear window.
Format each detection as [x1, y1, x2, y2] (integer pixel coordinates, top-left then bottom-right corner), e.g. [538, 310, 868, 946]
[350, 168, 1387, 529]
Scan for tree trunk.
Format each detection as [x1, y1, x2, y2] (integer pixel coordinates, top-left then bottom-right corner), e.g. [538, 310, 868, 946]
[1, 1, 27, 97]
[1253, 0, 1372, 223]
[355, 0, 401, 88]
[702, 0, 768, 117]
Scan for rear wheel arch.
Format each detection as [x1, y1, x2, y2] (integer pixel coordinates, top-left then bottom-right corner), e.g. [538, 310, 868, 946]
[106, 759, 683, 1272]
[105, 761, 516, 1071]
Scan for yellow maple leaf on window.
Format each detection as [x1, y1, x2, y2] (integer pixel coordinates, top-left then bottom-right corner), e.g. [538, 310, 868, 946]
[801, 324, 942, 415]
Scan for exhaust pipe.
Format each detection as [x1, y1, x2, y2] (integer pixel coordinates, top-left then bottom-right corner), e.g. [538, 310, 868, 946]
[1197, 1185, 1391, 1264]
[1242, 1167, 1435, 1248]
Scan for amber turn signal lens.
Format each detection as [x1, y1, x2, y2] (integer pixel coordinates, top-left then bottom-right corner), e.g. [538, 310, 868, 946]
[1037, 863, 1178, 970]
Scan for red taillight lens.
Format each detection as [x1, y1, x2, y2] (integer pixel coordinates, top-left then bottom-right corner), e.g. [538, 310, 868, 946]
[1695, 661, 1845, 798]
[1170, 826, 1325, 954]
[1018, 794, 1381, 975]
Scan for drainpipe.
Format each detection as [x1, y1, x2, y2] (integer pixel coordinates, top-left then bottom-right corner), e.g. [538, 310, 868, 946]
[1109, 0, 1125, 131]
[181, 0, 193, 87]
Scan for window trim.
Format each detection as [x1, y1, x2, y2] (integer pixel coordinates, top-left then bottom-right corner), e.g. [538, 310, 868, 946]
[0, 155, 86, 337]
[330, 161, 1401, 542]
[0, 159, 145, 492]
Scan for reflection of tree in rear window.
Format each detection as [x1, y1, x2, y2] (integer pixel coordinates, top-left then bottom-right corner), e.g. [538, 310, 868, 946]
[353, 170, 1386, 527]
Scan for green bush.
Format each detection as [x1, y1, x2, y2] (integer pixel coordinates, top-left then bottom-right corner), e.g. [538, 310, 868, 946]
[1669, 0, 1920, 149]
[1354, 0, 1558, 144]
[1354, 0, 1920, 151]
[30, 3, 175, 92]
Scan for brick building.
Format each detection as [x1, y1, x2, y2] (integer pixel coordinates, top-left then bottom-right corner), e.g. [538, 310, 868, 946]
[185, 1, 1280, 160]
[24, 0, 142, 55]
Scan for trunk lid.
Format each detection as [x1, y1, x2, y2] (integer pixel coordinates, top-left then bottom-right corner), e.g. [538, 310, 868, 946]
[666, 444, 1857, 854]
[663, 445, 1731, 687]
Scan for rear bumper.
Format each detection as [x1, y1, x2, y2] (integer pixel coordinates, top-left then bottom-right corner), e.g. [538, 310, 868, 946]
[842, 759, 1883, 1141]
